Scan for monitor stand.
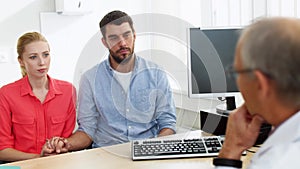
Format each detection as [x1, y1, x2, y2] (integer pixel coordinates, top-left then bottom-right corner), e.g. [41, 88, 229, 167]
[216, 96, 236, 116]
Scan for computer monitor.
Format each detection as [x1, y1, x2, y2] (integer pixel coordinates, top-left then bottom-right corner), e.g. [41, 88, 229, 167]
[187, 28, 272, 142]
[187, 27, 241, 113]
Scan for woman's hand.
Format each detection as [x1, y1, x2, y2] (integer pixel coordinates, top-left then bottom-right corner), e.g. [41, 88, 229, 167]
[40, 137, 70, 157]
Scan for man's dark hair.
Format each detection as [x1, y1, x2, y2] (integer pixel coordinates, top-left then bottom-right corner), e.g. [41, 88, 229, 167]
[99, 10, 135, 38]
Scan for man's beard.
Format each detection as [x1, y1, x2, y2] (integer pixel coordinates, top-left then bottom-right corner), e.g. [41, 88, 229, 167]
[110, 45, 135, 64]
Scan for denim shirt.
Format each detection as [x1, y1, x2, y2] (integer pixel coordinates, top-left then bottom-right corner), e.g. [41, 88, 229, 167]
[77, 55, 176, 148]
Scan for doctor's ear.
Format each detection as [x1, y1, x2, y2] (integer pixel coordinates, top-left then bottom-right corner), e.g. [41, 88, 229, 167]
[254, 70, 272, 98]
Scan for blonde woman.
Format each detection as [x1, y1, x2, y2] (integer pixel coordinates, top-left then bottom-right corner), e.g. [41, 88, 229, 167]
[0, 32, 76, 162]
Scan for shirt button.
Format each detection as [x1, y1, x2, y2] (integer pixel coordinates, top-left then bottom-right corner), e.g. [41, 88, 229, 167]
[126, 109, 129, 112]
[128, 126, 132, 129]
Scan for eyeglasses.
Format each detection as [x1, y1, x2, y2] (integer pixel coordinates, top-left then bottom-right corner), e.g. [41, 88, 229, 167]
[225, 65, 254, 79]
[226, 65, 274, 80]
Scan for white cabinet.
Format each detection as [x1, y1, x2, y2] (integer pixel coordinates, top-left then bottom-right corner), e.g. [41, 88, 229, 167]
[55, 0, 93, 15]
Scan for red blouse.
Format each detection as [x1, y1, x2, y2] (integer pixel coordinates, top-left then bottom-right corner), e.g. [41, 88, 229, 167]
[0, 75, 76, 154]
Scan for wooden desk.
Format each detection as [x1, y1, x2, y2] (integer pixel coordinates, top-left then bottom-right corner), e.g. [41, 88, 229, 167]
[1, 130, 255, 169]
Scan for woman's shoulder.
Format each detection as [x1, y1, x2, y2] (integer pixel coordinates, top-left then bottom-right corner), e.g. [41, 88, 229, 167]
[51, 78, 74, 87]
[0, 77, 25, 92]
[49, 76, 75, 92]
[50, 78, 76, 97]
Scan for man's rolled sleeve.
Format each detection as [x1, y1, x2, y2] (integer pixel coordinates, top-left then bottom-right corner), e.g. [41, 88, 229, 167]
[155, 69, 177, 134]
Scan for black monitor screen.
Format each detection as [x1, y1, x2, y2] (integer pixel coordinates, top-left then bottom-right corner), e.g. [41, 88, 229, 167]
[187, 28, 241, 98]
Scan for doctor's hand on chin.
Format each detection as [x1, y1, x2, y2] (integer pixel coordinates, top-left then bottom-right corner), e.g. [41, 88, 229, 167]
[218, 104, 265, 160]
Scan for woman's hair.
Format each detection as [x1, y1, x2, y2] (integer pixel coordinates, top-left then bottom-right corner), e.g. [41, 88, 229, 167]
[17, 32, 49, 77]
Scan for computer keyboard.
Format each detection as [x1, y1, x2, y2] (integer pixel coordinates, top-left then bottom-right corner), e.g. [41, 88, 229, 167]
[132, 136, 224, 160]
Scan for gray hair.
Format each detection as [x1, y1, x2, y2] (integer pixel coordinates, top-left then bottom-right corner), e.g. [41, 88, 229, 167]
[239, 17, 300, 105]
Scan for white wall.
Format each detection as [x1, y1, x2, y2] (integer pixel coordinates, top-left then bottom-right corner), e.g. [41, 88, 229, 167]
[0, 0, 54, 86]
[0, 0, 151, 87]
[0, 0, 299, 124]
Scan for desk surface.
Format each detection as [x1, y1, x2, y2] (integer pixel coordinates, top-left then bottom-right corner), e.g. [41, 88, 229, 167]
[2, 130, 255, 169]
